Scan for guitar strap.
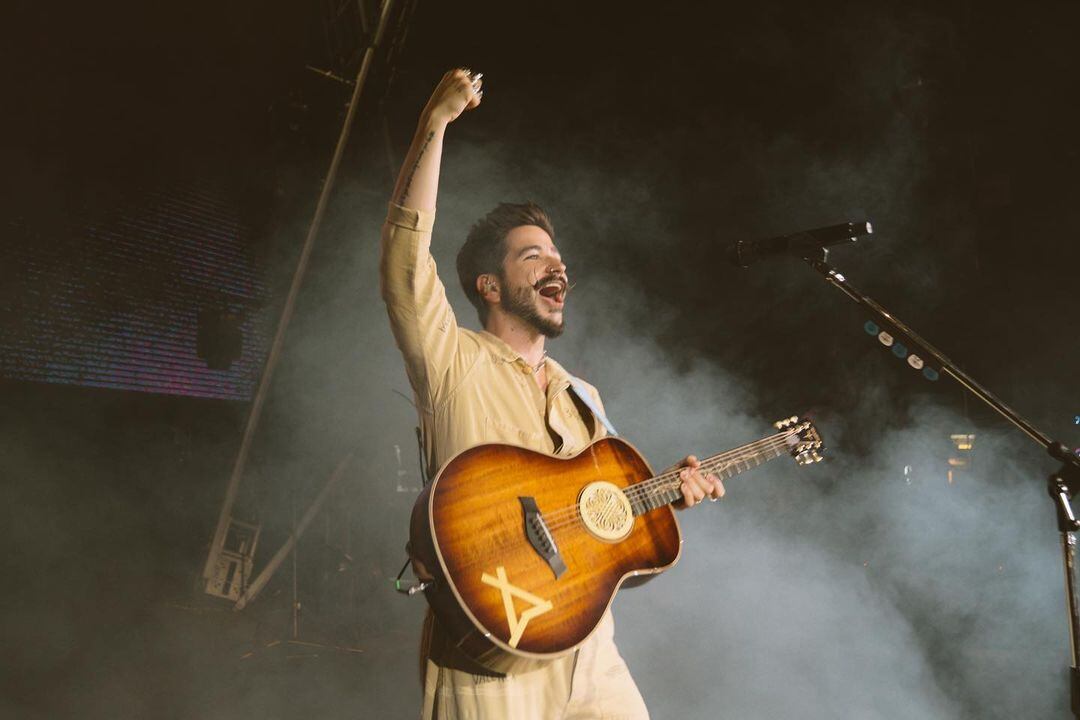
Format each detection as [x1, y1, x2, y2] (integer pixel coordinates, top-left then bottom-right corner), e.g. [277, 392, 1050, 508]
[568, 376, 618, 437]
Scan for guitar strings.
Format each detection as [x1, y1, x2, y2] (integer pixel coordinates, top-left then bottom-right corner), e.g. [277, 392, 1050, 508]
[543, 431, 792, 525]
[537, 432, 798, 534]
[527, 430, 801, 532]
[540, 434, 791, 534]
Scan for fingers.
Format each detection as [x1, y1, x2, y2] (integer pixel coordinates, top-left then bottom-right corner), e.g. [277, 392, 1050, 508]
[452, 68, 483, 109]
[425, 68, 483, 125]
[709, 474, 726, 499]
[679, 467, 705, 506]
[466, 72, 483, 109]
[678, 465, 725, 508]
[679, 466, 711, 506]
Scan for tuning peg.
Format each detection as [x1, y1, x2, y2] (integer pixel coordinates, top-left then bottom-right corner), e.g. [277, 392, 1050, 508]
[812, 452, 823, 462]
[773, 418, 790, 429]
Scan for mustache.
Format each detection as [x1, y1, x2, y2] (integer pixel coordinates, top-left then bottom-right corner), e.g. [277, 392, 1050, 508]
[532, 272, 569, 291]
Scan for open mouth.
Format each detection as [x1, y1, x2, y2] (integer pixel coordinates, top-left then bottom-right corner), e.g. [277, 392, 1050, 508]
[535, 276, 567, 306]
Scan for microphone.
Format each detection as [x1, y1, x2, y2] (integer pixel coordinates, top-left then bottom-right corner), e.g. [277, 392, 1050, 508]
[729, 221, 873, 267]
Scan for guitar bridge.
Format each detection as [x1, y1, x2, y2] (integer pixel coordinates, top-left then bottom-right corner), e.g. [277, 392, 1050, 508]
[519, 497, 567, 579]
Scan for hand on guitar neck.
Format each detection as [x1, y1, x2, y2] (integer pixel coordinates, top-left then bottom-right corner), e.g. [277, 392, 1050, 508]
[671, 455, 725, 508]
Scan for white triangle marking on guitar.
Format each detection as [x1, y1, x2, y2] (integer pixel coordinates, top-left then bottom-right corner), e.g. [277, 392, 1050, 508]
[480, 566, 553, 648]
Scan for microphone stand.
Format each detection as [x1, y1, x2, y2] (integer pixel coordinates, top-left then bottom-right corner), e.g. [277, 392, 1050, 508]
[787, 238, 1080, 717]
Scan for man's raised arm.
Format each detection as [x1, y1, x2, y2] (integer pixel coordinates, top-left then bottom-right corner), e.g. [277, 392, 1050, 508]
[380, 70, 483, 408]
[391, 69, 481, 211]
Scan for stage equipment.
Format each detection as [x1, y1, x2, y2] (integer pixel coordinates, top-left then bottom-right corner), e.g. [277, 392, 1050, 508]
[234, 454, 353, 611]
[728, 221, 872, 267]
[205, 518, 260, 601]
[947, 433, 976, 485]
[409, 418, 823, 673]
[201, 0, 410, 601]
[736, 224, 1080, 718]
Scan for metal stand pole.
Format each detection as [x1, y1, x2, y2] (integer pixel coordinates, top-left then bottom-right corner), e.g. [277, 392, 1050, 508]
[1050, 448, 1080, 716]
[233, 453, 354, 611]
[788, 244, 1080, 716]
[201, 0, 399, 590]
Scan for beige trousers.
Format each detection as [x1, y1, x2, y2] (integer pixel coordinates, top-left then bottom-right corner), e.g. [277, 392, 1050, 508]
[421, 612, 649, 720]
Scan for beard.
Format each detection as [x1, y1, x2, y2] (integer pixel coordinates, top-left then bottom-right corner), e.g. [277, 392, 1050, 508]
[500, 282, 565, 338]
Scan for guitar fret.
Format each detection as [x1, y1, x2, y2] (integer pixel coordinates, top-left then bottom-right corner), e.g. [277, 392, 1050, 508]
[630, 429, 811, 516]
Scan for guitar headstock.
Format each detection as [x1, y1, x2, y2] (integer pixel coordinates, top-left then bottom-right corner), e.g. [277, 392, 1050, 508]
[773, 415, 825, 465]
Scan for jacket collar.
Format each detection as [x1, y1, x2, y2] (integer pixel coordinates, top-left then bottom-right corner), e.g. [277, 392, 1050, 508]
[478, 330, 571, 389]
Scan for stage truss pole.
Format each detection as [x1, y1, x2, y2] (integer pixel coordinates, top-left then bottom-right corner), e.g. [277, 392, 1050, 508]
[201, 0, 400, 595]
[233, 453, 354, 611]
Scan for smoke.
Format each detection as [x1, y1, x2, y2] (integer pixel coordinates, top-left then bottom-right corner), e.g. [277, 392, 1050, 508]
[525, 223, 1065, 718]
[297, 9, 1069, 713]
[266, 117, 1067, 718]
[5, 3, 1078, 719]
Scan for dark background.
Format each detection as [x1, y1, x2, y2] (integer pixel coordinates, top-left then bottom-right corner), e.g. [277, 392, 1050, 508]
[3, 1, 1080, 718]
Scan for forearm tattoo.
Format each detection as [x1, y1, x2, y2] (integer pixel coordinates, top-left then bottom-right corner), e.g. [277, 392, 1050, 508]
[398, 130, 435, 205]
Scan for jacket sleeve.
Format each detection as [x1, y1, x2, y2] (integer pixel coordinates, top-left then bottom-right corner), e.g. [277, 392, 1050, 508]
[379, 202, 462, 411]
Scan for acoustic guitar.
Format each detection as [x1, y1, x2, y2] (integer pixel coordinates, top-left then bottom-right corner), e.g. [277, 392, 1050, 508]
[409, 416, 824, 673]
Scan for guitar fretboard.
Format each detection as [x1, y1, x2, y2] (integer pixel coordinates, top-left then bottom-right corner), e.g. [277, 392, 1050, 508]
[627, 434, 792, 516]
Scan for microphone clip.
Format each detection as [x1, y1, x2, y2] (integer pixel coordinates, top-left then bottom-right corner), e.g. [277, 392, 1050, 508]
[786, 232, 831, 264]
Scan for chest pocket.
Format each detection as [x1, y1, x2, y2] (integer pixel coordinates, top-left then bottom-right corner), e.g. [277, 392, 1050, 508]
[482, 414, 546, 448]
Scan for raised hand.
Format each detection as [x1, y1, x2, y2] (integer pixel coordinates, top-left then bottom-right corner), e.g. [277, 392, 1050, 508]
[392, 68, 484, 210]
[420, 68, 484, 128]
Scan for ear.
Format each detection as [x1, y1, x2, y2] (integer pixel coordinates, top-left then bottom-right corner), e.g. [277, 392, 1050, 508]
[476, 274, 500, 303]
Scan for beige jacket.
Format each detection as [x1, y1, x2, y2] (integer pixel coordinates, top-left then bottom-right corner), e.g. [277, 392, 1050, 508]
[379, 202, 609, 480]
[381, 205, 649, 718]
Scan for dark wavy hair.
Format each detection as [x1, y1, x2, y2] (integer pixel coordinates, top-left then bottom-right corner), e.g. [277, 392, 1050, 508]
[456, 202, 554, 324]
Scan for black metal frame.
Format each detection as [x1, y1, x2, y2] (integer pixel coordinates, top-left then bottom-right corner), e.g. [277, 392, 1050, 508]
[789, 238, 1080, 717]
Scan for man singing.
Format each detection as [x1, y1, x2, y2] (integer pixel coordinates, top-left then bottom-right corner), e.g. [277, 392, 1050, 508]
[380, 68, 723, 720]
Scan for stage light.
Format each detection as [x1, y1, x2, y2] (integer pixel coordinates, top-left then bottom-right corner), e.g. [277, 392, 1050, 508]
[951, 434, 975, 451]
[946, 433, 976, 485]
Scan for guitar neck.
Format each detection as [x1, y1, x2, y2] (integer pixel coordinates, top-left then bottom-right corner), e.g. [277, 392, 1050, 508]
[628, 431, 793, 515]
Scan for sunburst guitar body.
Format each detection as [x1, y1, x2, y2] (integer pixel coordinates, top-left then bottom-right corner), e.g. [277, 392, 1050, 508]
[409, 417, 823, 674]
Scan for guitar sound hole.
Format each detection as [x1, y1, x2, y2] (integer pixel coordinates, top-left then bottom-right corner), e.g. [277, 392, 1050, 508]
[578, 482, 634, 542]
